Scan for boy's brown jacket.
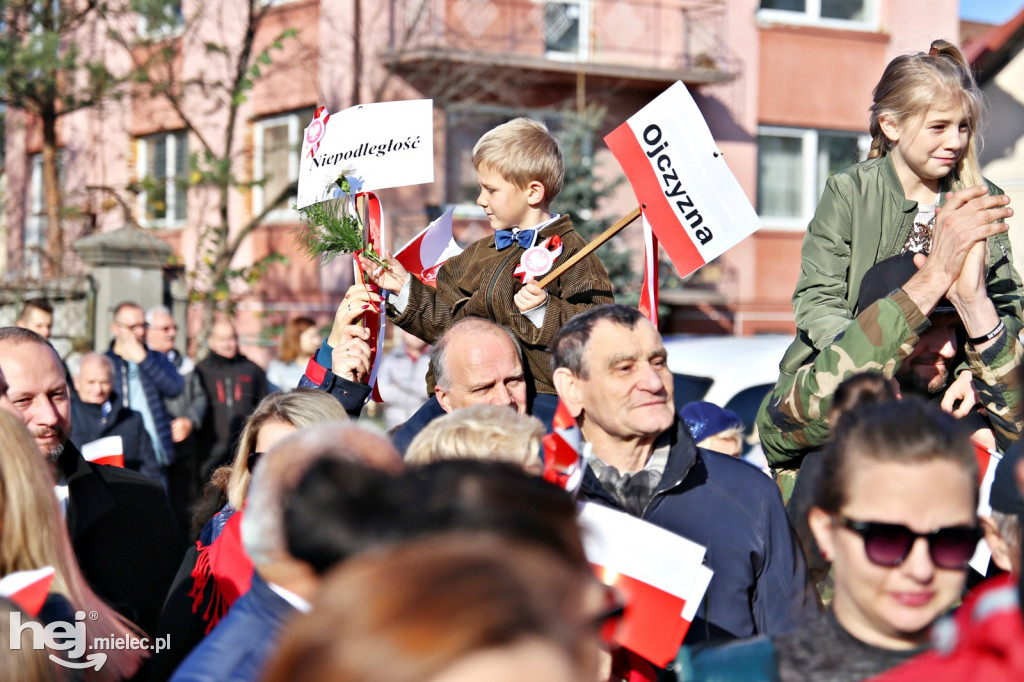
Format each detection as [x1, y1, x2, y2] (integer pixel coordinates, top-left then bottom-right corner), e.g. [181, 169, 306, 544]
[388, 214, 614, 396]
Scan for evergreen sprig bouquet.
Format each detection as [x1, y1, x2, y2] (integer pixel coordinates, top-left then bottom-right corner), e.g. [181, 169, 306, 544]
[295, 172, 388, 267]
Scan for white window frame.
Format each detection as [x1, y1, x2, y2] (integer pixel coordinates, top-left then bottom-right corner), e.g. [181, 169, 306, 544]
[25, 153, 47, 278]
[252, 109, 312, 223]
[542, 0, 592, 62]
[756, 0, 879, 32]
[137, 130, 188, 229]
[757, 125, 869, 231]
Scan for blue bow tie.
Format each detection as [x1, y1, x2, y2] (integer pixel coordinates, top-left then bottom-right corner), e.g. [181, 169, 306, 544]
[494, 229, 537, 250]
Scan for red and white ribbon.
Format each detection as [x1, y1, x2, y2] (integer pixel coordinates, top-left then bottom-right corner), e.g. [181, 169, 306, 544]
[513, 235, 563, 283]
[353, 192, 388, 403]
[305, 106, 331, 158]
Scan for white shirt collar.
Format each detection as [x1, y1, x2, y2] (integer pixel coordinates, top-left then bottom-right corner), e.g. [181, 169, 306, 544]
[267, 581, 312, 613]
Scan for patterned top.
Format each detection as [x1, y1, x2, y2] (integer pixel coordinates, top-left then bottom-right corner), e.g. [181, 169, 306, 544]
[902, 198, 938, 255]
[775, 610, 925, 682]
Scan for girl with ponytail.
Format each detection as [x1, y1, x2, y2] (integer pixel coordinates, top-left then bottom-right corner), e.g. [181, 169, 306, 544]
[781, 40, 1022, 386]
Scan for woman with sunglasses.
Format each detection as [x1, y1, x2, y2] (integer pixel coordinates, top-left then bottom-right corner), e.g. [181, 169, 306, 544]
[681, 397, 981, 681]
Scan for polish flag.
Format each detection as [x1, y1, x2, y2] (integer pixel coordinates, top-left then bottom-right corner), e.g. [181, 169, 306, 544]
[637, 214, 659, 328]
[81, 435, 125, 468]
[968, 441, 1002, 574]
[542, 401, 583, 494]
[579, 502, 712, 667]
[0, 567, 56, 616]
[395, 207, 464, 287]
[604, 81, 760, 280]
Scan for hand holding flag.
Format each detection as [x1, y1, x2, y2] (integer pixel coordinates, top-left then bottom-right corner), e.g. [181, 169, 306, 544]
[580, 503, 713, 667]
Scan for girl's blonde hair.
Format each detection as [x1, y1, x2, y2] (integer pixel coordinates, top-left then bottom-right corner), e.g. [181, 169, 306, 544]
[405, 404, 545, 474]
[0, 411, 144, 680]
[868, 39, 985, 190]
[226, 389, 349, 510]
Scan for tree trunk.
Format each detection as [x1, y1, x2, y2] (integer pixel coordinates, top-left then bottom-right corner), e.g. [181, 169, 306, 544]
[41, 104, 63, 277]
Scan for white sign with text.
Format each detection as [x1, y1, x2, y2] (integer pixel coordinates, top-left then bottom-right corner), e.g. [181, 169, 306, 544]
[297, 99, 434, 209]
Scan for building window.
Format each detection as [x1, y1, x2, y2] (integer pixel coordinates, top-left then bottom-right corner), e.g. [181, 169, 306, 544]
[544, 1, 591, 59]
[757, 0, 877, 29]
[25, 154, 47, 278]
[757, 126, 868, 229]
[24, 151, 66, 278]
[444, 107, 564, 208]
[253, 108, 313, 222]
[137, 130, 188, 228]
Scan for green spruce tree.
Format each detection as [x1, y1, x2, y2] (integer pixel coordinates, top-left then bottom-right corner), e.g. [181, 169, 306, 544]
[553, 105, 636, 302]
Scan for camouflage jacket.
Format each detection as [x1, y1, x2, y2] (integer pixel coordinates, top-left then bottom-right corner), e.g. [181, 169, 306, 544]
[758, 288, 1023, 469]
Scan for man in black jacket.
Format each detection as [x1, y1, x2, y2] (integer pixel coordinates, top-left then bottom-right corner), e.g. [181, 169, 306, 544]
[195, 319, 269, 484]
[0, 327, 182, 636]
[71, 352, 161, 480]
[551, 305, 816, 645]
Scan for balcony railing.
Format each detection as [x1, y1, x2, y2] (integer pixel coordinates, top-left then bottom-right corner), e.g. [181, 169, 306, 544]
[384, 0, 737, 86]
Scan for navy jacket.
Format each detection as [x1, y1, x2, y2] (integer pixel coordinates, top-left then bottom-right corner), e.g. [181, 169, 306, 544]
[106, 345, 184, 466]
[169, 572, 297, 682]
[580, 419, 817, 645]
[296, 340, 374, 419]
[70, 393, 161, 482]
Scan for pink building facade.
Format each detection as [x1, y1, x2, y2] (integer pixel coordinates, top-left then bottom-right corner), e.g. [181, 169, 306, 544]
[3, 0, 960, 358]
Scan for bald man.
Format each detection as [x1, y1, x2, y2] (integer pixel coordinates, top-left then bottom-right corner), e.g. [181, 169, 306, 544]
[71, 352, 160, 481]
[106, 301, 184, 489]
[195, 319, 269, 484]
[390, 317, 528, 453]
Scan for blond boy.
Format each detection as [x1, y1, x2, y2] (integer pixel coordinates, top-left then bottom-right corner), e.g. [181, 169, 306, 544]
[363, 118, 613, 413]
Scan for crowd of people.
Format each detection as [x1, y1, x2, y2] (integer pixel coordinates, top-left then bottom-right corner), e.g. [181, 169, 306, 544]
[3, 38, 1024, 682]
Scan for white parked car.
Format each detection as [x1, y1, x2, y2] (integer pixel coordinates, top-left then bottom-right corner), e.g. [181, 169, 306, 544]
[662, 333, 792, 452]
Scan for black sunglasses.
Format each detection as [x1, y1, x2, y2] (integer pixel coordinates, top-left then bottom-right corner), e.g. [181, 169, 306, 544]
[836, 516, 981, 570]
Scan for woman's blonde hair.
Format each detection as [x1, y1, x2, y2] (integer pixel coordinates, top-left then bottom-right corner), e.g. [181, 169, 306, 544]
[405, 404, 545, 474]
[868, 39, 986, 189]
[0, 411, 144, 680]
[226, 389, 349, 509]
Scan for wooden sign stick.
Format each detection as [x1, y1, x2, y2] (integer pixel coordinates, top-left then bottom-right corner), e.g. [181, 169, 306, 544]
[537, 206, 642, 288]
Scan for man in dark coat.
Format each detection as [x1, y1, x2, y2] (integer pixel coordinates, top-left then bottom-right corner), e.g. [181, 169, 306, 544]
[195, 319, 269, 484]
[71, 351, 161, 481]
[0, 327, 183, 636]
[551, 305, 816, 645]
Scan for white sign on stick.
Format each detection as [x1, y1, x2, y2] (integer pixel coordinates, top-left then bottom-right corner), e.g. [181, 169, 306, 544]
[605, 81, 761, 279]
[297, 99, 434, 209]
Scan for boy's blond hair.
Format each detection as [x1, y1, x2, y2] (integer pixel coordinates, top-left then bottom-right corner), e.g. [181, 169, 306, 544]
[472, 118, 564, 203]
